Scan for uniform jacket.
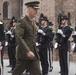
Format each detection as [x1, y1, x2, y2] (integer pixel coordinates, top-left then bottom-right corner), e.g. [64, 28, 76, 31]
[15, 15, 39, 60]
[6, 27, 16, 46]
[37, 26, 53, 49]
[56, 25, 72, 50]
[10, 27, 16, 46]
[0, 24, 5, 41]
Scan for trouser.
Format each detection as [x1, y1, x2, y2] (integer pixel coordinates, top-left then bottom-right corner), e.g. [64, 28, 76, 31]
[39, 48, 48, 75]
[10, 45, 16, 70]
[59, 49, 69, 75]
[1, 55, 3, 67]
[7, 45, 12, 65]
[72, 52, 76, 74]
[48, 47, 53, 70]
[12, 59, 41, 75]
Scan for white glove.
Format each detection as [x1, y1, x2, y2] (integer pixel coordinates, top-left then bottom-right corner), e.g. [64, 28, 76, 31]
[54, 42, 58, 49]
[74, 31, 76, 35]
[36, 42, 40, 46]
[0, 46, 3, 50]
[0, 42, 2, 46]
[38, 29, 46, 35]
[11, 35, 14, 38]
[5, 42, 8, 46]
[57, 29, 65, 37]
[6, 30, 12, 35]
[57, 29, 63, 35]
[71, 42, 75, 51]
[38, 29, 44, 33]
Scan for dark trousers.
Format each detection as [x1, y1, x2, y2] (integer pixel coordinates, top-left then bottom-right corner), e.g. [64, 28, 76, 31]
[7, 45, 12, 65]
[10, 45, 16, 70]
[48, 47, 53, 69]
[39, 48, 48, 75]
[1, 55, 3, 67]
[59, 49, 68, 75]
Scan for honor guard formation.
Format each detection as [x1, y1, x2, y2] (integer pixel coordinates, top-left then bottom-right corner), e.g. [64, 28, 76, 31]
[0, 1, 76, 75]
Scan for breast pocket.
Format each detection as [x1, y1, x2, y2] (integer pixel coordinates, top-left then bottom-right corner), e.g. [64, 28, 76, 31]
[25, 25, 34, 35]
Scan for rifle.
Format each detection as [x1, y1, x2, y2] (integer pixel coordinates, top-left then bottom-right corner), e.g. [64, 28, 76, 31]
[57, 12, 64, 26]
[39, 13, 43, 24]
[38, 13, 44, 28]
[68, 12, 71, 25]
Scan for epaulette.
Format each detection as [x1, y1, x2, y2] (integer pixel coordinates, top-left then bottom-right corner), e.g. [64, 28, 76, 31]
[48, 26, 53, 31]
[52, 31, 55, 35]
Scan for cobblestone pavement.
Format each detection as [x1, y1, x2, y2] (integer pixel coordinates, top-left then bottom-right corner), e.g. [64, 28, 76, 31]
[3, 59, 76, 75]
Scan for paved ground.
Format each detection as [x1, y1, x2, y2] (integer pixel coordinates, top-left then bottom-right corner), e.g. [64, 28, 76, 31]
[3, 59, 76, 75]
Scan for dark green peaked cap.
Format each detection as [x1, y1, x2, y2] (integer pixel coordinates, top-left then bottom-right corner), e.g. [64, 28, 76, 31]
[25, 1, 40, 9]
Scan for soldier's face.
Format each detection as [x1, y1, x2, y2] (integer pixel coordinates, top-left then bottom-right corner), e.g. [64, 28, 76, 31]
[28, 7, 38, 18]
[41, 20, 45, 25]
[13, 22, 16, 27]
[61, 19, 68, 25]
[61, 19, 66, 24]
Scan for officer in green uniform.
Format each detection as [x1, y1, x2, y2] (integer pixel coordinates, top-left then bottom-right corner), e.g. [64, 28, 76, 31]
[12, 1, 41, 75]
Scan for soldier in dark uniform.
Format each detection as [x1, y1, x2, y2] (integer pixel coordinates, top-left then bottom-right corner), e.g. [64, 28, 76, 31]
[37, 16, 53, 75]
[54, 16, 73, 75]
[0, 20, 5, 74]
[48, 22, 55, 72]
[6, 27, 12, 67]
[6, 17, 16, 67]
[0, 21, 5, 42]
[12, 1, 41, 75]
[8, 19, 17, 73]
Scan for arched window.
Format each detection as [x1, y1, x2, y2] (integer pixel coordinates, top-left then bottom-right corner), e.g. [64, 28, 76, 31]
[3, 2, 11, 19]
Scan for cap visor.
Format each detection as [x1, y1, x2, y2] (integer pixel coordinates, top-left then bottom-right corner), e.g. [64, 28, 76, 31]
[33, 7, 40, 9]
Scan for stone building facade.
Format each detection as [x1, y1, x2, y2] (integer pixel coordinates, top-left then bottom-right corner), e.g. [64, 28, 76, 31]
[0, 0, 23, 29]
[0, 0, 76, 30]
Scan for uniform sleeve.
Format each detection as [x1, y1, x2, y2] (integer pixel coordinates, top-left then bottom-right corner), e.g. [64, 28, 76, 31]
[63, 28, 72, 40]
[15, 19, 30, 54]
[44, 29, 53, 41]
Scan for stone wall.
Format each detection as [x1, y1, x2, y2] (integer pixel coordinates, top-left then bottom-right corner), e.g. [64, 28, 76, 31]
[0, 0, 76, 29]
